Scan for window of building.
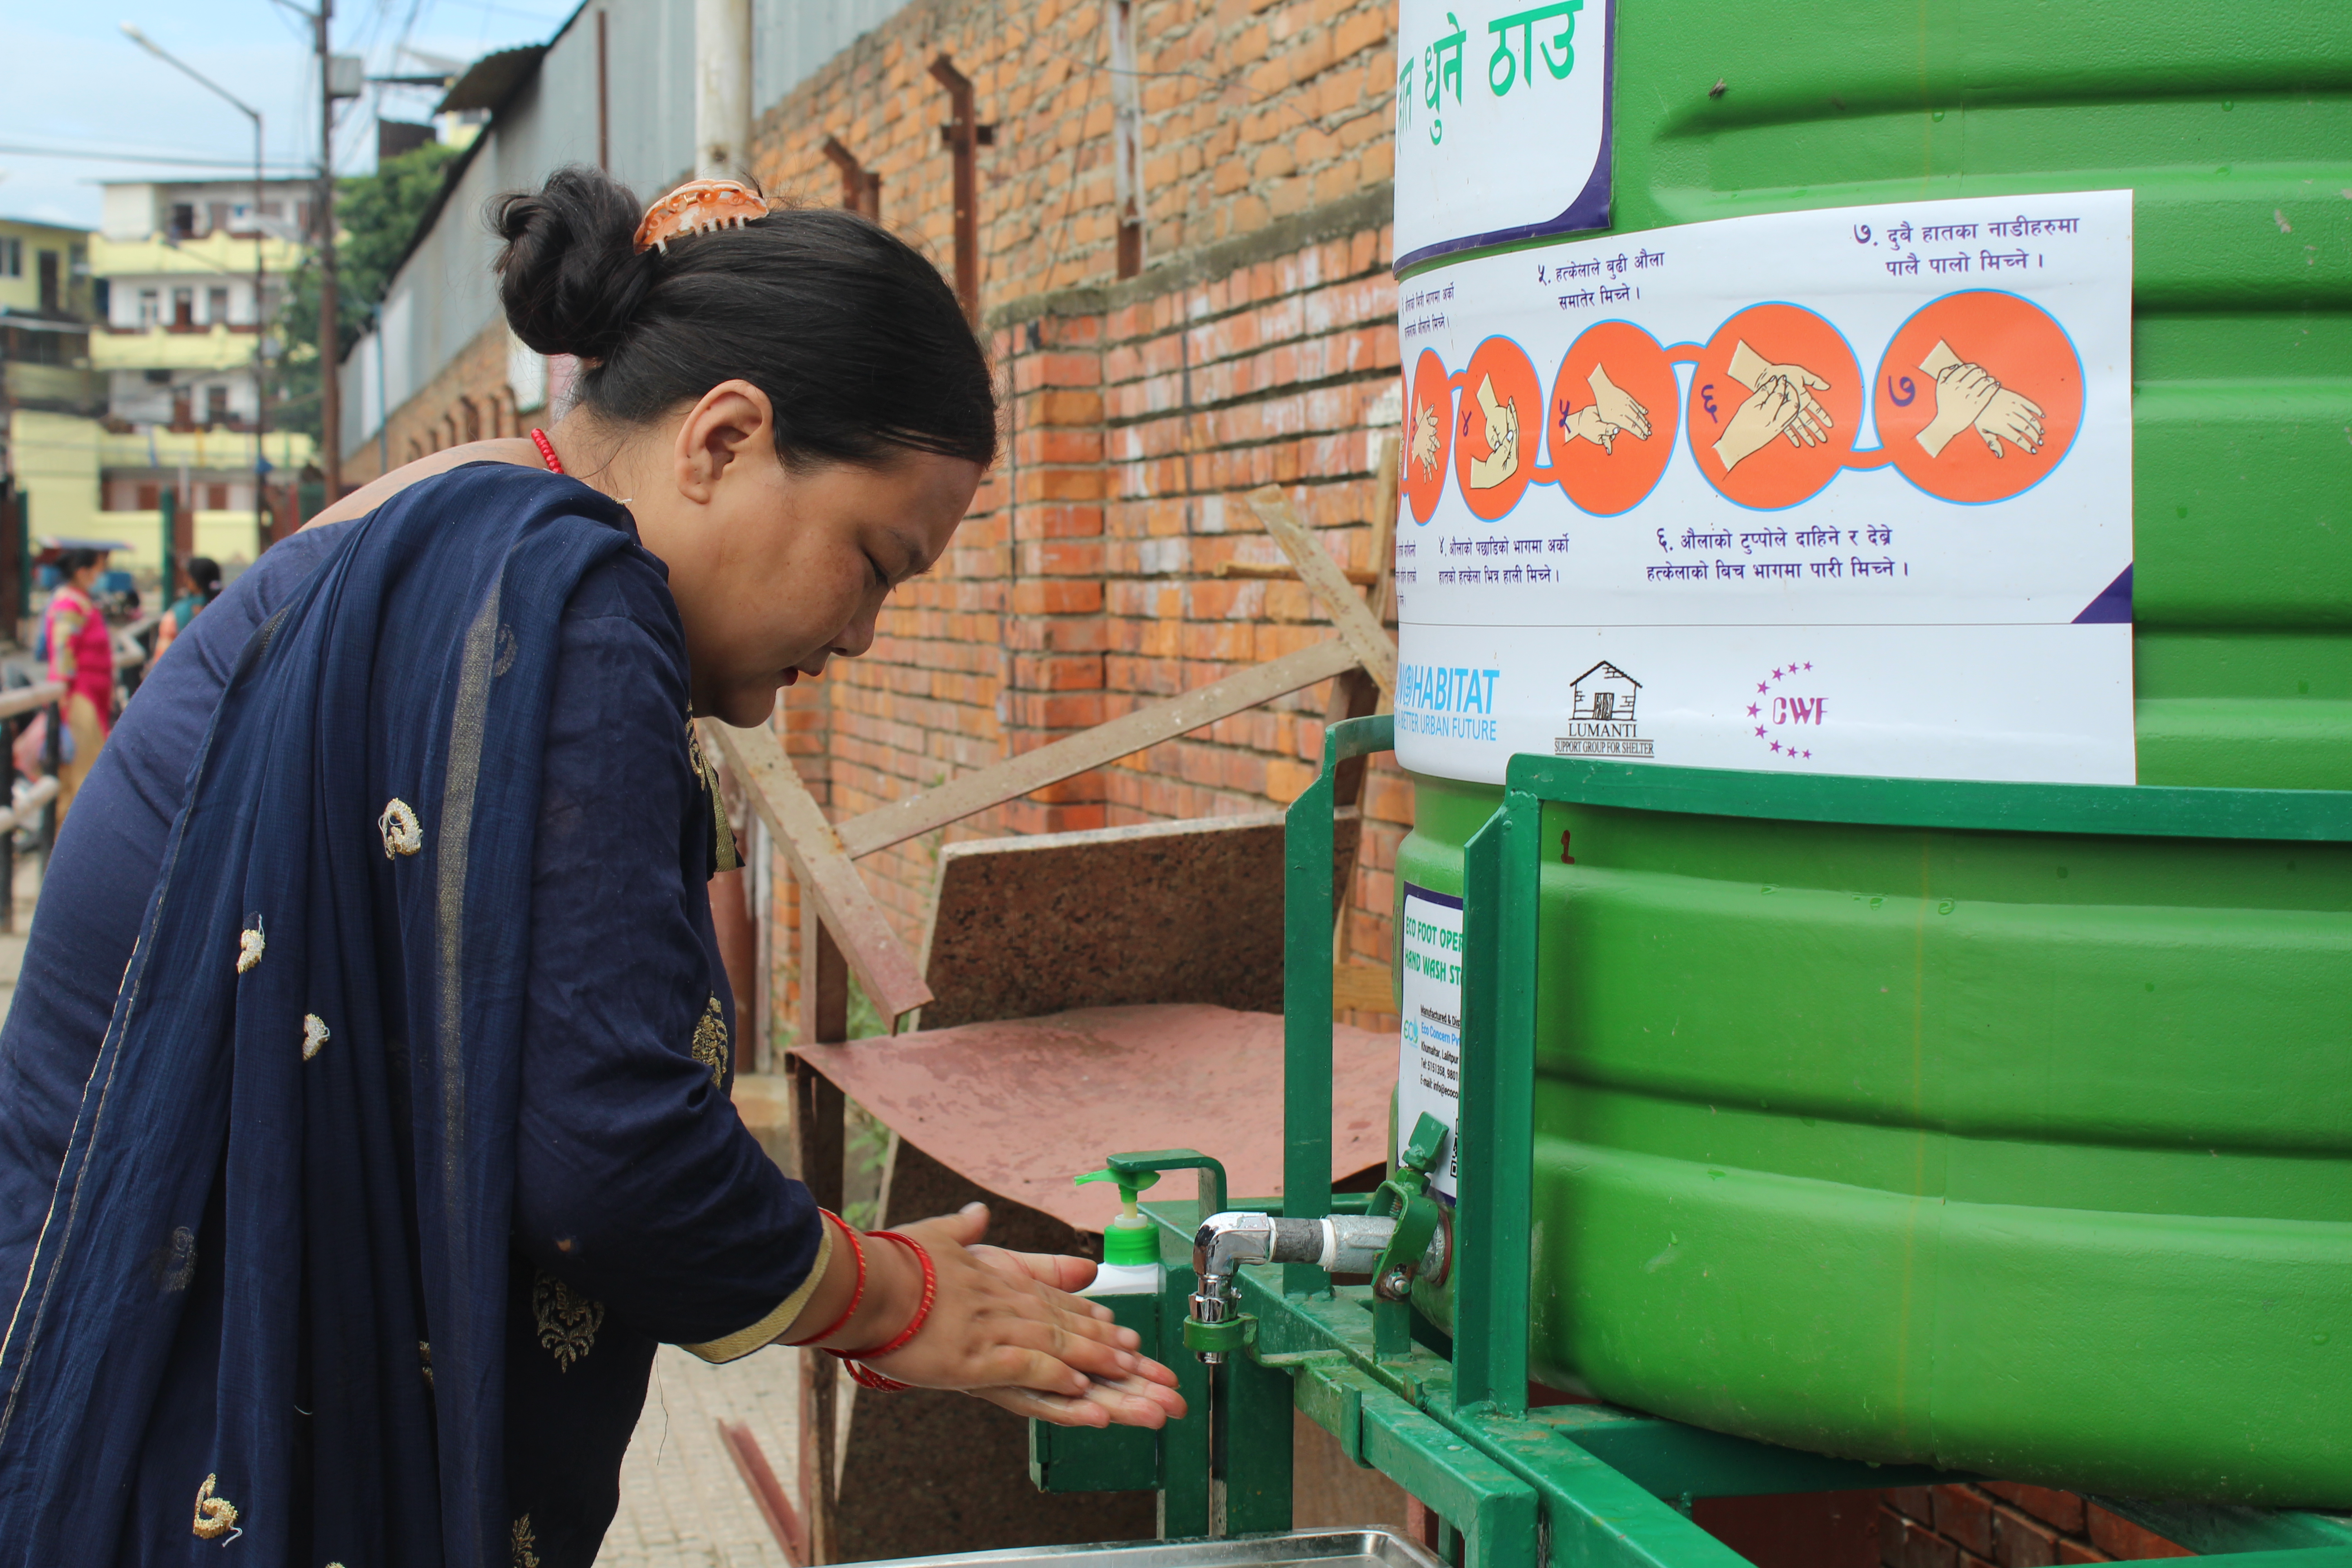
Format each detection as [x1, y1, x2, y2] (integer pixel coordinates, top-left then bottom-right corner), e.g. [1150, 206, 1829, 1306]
[207, 287, 230, 325]
[93, 279, 108, 317]
[137, 289, 159, 328]
[1, 239, 19, 277]
[136, 482, 161, 511]
[206, 482, 230, 510]
[37, 252, 58, 314]
[145, 368, 172, 385]
[206, 385, 230, 426]
[169, 204, 196, 239]
[172, 288, 194, 329]
[171, 388, 192, 430]
[207, 202, 231, 235]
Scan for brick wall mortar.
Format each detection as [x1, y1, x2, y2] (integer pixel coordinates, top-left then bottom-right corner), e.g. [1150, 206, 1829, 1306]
[1880, 1484, 2191, 1568]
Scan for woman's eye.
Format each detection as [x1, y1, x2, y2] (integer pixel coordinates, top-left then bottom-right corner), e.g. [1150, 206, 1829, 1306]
[866, 554, 888, 589]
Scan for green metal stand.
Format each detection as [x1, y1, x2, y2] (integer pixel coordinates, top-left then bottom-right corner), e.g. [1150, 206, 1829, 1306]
[1036, 723, 2352, 1566]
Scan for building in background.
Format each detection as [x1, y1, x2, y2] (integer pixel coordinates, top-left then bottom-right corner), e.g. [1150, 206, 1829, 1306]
[0, 215, 106, 547]
[88, 179, 318, 576]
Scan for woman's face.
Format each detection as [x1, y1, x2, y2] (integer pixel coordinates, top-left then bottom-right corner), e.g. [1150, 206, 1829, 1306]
[683, 447, 980, 725]
[71, 557, 108, 593]
[610, 383, 984, 727]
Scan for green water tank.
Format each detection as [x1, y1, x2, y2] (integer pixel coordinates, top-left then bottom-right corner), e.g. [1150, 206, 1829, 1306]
[1391, 2, 2351, 1505]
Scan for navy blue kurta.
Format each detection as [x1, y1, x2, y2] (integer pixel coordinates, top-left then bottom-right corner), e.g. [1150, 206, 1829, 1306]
[0, 469, 823, 1565]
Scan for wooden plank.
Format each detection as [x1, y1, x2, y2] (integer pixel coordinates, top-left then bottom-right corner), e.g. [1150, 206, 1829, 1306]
[703, 720, 932, 1024]
[1369, 431, 1401, 626]
[1247, 486, 1397, 696]
[1216, 561, 1378, 585]
[834, 636, 1360, 860]
[1332, 962, 1396, 1017]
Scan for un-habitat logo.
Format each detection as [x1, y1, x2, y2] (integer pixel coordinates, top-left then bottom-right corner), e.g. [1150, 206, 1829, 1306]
[1553, 660, 1653, 758]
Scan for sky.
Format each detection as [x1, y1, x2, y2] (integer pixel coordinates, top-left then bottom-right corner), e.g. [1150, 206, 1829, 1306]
[0, 0, 579, 230]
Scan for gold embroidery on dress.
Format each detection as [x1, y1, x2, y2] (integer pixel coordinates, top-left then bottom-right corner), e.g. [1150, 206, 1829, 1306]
[236, 922, 265, 974]
[532, 1269, 604, 1371]
[419, 1340, 434, 1391]
[511, 1514, 541, 1568]
[691, 995, 728, 1085]
[303, 1013, 331, 1061]
[686, 723, 742, 873]
[379, 798, 424, 858]
[192, 1473, 240, 1540]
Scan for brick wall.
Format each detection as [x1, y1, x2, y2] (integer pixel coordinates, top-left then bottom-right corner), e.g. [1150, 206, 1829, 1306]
[747, 0, 1396, 301]
[338, 318, 531, 490]
[771, 189, 1406, 1033]
[1881, 1485, 2191, 1567]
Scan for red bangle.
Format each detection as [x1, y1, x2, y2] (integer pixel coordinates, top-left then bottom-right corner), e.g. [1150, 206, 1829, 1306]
[784, 1210, 865, 1348]
[827, 1230, 936, 1391]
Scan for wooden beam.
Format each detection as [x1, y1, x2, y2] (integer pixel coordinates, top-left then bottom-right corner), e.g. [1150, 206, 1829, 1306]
[1369, 431, 1401, 626]
[1333, 962, 1396, 1017]
[834, 636, 1360, 860]
[702, 720, 932, 1024]
[1246, 486, 1397, 697]
[1215, 561, 1378, 585]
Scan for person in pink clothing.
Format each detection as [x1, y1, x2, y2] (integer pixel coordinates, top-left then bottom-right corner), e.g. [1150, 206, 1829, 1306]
[41, 548, 115, 826]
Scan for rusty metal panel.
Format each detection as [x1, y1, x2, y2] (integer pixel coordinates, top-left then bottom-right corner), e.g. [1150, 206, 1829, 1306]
[915, 813, 1358, 1034]
[792, 1004, 1397, 1232]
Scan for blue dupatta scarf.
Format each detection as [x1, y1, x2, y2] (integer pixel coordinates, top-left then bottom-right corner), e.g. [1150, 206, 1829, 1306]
[0, 464, 637, 1565]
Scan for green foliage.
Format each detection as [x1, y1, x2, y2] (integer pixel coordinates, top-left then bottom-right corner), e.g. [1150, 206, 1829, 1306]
[272, 141, 459, 440]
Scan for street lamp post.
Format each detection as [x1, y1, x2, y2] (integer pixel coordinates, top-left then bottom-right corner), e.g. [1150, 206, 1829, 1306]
[119, 24, 272, 562]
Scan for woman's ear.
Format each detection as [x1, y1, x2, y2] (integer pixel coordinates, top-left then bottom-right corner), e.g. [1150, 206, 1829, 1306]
[672, 379, 777, 505]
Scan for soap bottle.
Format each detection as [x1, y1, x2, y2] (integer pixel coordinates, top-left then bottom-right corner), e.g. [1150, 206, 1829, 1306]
[1074, 1166, 1163, 1297]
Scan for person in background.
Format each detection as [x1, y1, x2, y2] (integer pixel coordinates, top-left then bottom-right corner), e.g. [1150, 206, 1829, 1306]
[148, 554, 221, 663]
[39, 547, 114, 825]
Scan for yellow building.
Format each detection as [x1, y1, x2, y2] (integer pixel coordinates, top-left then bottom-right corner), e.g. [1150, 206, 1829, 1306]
[89, 180, 316, 576]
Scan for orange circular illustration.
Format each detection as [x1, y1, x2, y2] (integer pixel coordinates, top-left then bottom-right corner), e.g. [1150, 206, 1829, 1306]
[1546, 321, 1678, 516]
[1874, 291, 2081, 505]
[1684, 304, 1862, 510]
[1401, 349, 1452, 525]
[1451, 336, 1542, 521]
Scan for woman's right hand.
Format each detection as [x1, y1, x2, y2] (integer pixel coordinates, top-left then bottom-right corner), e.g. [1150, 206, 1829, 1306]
[800, 1202, 1187, 1429]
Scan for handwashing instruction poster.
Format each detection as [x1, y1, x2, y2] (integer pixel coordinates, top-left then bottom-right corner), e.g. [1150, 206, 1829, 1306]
[1397, 885, 1465, 1203]
[1392, 190, 2136, 788]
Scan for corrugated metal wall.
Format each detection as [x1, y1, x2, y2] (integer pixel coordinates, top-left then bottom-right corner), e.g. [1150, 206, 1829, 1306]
[753, 0, 911, 110]
[344, 0, 910, 462]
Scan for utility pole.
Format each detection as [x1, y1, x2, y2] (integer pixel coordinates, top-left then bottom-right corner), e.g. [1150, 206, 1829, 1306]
[315, 0, 340, 497]
[694, 0, 751, 179]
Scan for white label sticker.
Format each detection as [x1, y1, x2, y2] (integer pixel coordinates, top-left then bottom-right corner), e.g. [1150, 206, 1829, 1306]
[1395, 0, 1614, 270]
[1398, 884, 1466, 1203]
[1392, 190, 2136, 788]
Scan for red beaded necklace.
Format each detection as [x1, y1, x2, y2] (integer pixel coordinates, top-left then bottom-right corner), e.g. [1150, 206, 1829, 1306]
[529, 427, 563, 475]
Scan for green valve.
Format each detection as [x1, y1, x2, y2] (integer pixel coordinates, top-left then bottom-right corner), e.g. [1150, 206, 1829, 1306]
[1181, 1313, 1255, 1357]
[1076, 1165, 1161, 1267]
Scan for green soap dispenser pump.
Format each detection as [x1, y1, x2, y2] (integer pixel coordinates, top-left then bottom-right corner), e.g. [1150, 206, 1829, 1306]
[1074, 1166, 1162, 1295]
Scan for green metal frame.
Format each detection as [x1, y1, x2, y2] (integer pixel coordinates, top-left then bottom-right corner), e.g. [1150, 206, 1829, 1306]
[1035, 722, 2352, 1565]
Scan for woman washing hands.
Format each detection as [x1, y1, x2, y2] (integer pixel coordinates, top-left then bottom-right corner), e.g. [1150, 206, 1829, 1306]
[0, 166, 1176, 1568]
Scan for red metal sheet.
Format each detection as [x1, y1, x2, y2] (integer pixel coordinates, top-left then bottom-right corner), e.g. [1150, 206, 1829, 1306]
[791, 1004, 1398, 1234]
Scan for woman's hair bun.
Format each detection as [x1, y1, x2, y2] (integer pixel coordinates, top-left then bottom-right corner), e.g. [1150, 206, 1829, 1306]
[491, 166, 656, 360]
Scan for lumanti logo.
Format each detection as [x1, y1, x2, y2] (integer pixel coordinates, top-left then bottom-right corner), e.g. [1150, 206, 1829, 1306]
[1554, 659, 1654, 758]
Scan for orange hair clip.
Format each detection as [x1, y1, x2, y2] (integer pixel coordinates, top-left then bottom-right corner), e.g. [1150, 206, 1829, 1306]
[632, 178, 771, 255]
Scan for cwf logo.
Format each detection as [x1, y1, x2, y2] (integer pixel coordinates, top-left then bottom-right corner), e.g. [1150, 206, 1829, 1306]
[1747, 661, 1825, 763]
[1771, 695, 1825, 726]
